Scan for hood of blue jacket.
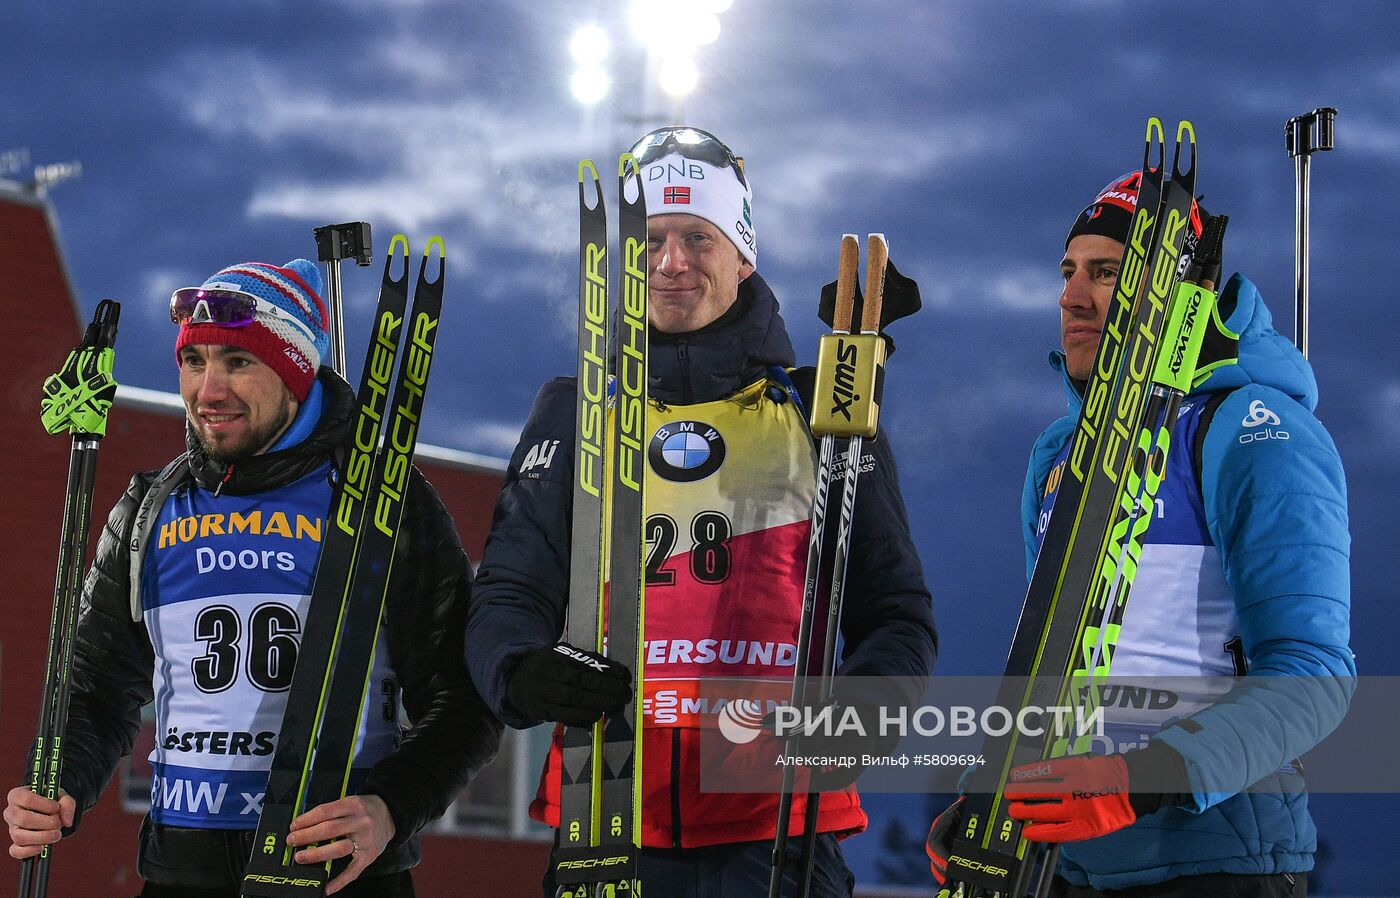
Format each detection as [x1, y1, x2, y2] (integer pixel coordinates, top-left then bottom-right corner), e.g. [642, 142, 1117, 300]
[1050, 272, 1318, 412]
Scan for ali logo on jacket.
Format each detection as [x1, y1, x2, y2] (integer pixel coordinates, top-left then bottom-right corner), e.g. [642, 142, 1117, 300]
[648, 421, 726, 483]
[519, 439, 560, 477]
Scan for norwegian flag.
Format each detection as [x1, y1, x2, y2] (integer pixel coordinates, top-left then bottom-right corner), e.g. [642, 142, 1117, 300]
[663, 186, 691, 204]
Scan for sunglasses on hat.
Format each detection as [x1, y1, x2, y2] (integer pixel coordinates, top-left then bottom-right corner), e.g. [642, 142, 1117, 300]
[170, 283, 318, 345]
[629, 126, 747, 189]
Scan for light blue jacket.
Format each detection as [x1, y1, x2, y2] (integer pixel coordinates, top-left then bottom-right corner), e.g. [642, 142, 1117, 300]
[1022, 274, 1355, 889]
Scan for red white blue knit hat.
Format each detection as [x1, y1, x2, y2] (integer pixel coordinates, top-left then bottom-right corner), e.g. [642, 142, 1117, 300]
[175, 259, 330, 402]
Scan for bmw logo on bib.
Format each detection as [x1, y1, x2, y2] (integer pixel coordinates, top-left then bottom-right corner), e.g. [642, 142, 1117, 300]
[649, 421, 726, 483]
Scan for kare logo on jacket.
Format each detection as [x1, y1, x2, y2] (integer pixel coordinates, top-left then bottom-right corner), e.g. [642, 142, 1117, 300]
[648, 420, 726, 483]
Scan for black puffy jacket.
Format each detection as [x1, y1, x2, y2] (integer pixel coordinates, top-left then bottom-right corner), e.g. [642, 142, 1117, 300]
[56, 368, 501, 888]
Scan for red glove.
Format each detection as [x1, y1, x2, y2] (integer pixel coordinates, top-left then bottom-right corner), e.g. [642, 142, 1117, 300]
[1004, 754, 1135, 843]
[924, 796, 964, 885]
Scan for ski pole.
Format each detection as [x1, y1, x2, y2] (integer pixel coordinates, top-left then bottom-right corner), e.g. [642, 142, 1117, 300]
[769, 234, 859, 898]
[313, 221, 373, 376]
[769, 234, 889, 898]
[21, 300, 121, 898]
[795, 234, 888, 898]
[1285, 107, 1336, 359]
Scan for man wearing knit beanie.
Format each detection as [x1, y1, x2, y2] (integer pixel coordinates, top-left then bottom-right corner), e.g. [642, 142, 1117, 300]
[927, 166, 1351, 897]
[6, 256, 501, 896]
[173, 259, 330, 463]
[1058, 171, 1204, 382]
[467, 126, 933, 896]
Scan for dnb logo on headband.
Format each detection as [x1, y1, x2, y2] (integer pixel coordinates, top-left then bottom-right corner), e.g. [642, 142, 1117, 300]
[649, 421, 726, 483]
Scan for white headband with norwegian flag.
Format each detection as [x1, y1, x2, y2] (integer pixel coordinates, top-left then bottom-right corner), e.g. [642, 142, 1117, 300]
[640, 156, 756, 268]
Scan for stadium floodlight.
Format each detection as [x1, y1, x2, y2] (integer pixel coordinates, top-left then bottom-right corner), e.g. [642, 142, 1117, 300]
[658, 55, 698, 97]
[571, 66, 610, 105]
[694, 12, 720, 45]
[569, 24, 611, 104]
[577, 1, 732, 105]
[570, 24, 609, 65]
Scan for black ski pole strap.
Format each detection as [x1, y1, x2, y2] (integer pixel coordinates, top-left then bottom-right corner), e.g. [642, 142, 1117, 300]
[817, 255, 921, 355]
[1192, 390, 1233, 500]
[127, 454, 191, 622]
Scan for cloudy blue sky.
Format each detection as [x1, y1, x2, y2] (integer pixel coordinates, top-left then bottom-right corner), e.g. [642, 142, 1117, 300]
[8, 1, 1399, 892]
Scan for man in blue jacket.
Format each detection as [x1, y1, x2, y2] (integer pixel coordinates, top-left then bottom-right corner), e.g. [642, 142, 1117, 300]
[928, 172, 1353, 897]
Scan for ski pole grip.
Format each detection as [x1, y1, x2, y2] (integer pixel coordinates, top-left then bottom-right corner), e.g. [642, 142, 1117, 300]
[94, 299, 121, 349]
[861, 233, 887, 334]
[833, 234, 858, 333]
[810, 234, 887, 439]
[1287, 107, 1337, 158]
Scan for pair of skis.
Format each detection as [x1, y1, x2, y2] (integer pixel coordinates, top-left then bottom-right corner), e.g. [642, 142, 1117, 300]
[550, 156, 648, 898]
[20, 301, 121, 898]
[939, 119, 1235, 898]
[767, 234, 890, 898]
[241, 237, 446, 898]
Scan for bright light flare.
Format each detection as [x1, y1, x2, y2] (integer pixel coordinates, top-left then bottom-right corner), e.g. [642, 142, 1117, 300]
[631, 0, 696, 52]
[694, 13, 720, 45]
[569, 24, 609, 65]
[658, 55, 698, 96]
[571, 66, 609, 104]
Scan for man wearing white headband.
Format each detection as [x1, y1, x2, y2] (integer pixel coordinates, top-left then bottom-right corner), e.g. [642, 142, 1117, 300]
[467, 126, 935, 896]
[635, 125, 758, 333]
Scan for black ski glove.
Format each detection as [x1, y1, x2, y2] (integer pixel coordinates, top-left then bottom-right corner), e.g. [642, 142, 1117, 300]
[505, 642, 632, 727]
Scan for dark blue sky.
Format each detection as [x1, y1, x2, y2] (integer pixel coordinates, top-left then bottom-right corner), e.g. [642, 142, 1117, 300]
[8, 2, 1398, 892]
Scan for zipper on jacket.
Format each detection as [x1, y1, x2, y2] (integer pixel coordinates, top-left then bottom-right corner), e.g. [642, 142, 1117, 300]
[677, 339, 693, 405]
[671, 729, 682, 847]
[213, 464, 234, 497]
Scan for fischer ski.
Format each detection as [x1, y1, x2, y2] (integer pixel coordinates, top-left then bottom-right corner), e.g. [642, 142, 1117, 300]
[769, 234, 890, 898]
[242, 236, 447, 898]
[554, 159, 610, 891]
[940, 119, 1237, 898]
[300, 238, 446, 824]
[20, 300, 121, 898]
[551, 153, 647, 898]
